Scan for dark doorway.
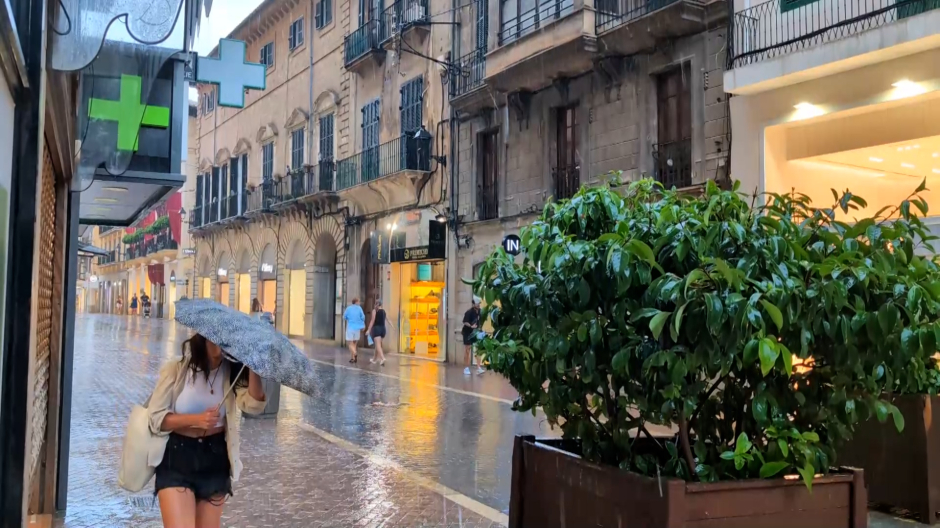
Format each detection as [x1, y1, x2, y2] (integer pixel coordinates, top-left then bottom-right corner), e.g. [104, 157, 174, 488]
[654, 63, 692, 189]
[312, 233, 337, 339]
[359, 239, 379, 347]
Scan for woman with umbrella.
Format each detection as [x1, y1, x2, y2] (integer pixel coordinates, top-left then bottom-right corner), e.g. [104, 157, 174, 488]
[147, 328, 267, 526]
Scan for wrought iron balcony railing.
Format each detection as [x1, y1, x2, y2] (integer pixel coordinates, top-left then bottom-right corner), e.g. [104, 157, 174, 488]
[335, 134, 431, 191]
[552, 163, 581, 201]
[500, 0, 574, 45]
[450, 48, 486, 99]
[729, 0, 939, 68]
[381, 0, 430, 40]
[653, 139, 692, 189]
[344, 18, 386, 66]
[271, 163, 337, 204]
[191, 192, 248, 229]
[595, 0, 680, 32]
[247, 180, 278, 213]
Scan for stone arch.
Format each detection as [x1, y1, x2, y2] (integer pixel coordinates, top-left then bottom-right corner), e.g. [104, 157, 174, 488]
[199, 157, 213, 172]
[233, 137, 252, 156]
[214, 147, 232, 166]
[285, 107, 309, 131]
[313, 89, 340, 116]
[256, 123, 278, 144]
[236, 247, 252, 274]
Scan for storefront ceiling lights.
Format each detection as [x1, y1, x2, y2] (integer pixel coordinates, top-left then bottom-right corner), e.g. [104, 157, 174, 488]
[101, 186, 129, 192]
[902, 163, 916, 169]
[94, 197, 119, 203]
[869, 157, 883, 163]
[890, 80, 928, 100]
[792, 102, 825, 120]
[933, 169, 940, 174]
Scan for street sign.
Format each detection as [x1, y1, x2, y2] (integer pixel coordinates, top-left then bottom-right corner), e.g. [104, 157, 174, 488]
[502, 234, 521, 255]
[196, 39, 266, 108]
[183, 248, 196, 255]
[87, 74, 169, 151]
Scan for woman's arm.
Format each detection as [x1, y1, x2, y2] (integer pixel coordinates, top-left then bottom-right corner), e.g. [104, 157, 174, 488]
[366, 309, 376, 332]
[161, 409, 220, 431]
[248, 370, 265, 401]
[235, 370, 267, 415]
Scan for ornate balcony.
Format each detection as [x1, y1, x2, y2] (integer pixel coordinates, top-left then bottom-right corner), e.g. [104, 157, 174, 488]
[344, 18, 387, 73]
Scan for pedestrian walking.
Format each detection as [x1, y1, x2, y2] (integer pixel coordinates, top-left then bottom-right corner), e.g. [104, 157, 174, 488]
[149, 333, 267, 527]
[116, 297, 123, 315]
[463, 297, 485, 375]
[130, 294, 139, 315]
[343, 297, 365, 363]
[250, 298, 263, 318]
[365, 299, 387, 366]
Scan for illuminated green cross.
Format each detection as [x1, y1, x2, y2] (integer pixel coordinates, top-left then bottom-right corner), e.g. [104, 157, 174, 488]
[88, 74, 170, 152]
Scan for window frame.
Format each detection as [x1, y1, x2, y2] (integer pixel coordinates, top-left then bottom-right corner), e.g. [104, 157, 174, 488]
[291, 128, 306, 170]
[260, 42, 275, 69]
[262, 142, 275, 180]
[319, 113, 335, 161]
[316, 0, 333, 29]
[289, 17, 305, 50]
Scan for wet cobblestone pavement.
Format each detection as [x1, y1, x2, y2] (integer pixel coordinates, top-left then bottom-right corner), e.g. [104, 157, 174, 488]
[58, 315, 555, 527]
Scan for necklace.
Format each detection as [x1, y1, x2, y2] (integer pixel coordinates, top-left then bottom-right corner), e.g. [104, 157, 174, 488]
[208, 365, 222, 395]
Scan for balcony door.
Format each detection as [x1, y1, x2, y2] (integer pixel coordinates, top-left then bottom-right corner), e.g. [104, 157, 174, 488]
[362, 99, 381, 183]
[655, 63, 692, 189]
[400, 76, 424, 171]
[554, 105, 579, 200]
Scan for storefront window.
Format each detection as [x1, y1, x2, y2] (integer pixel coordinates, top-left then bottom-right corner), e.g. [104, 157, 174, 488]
[397, 261, 446, 360]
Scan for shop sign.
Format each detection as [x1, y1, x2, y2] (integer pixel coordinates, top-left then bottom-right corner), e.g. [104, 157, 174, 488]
[183, 248, 196, 255]
[391, 243, 445, 263]
[311, 265, 331, 273]
[195, 39, 266, 109]
[370, 230, 390, 264]
[259, 262, 276, 280]
[502, 234, 521, 255]
[217, 268, 228, 277]
[89, 275, 99, 283]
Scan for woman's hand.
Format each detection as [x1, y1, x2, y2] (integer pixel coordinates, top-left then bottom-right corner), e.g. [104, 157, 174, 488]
[192, 407, 220, 430]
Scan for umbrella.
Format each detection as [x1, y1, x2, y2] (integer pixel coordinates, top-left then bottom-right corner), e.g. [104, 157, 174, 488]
[174, 298, 318, 396]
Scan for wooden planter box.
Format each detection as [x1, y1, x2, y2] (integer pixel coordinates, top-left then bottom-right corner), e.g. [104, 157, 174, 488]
[509, 435, 867, 528]
[840, 394, 940, 524]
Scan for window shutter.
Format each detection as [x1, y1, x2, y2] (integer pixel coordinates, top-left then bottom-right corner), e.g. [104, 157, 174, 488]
[316, 1, 324, 28]
[476, 0, 487, 51]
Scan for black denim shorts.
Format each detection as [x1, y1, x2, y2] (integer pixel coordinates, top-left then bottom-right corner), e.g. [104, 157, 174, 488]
[155, 432, 232, 503]
[370, 325, 386, 339]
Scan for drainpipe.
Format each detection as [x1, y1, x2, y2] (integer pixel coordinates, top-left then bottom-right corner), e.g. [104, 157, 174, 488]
[309, 0, 315, 167]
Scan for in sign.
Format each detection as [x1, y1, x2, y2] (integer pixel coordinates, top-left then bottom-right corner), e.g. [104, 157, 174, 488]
[502, 234, 521, 255]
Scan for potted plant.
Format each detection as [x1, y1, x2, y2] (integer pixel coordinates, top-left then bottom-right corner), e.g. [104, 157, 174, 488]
[471, 179, 938, 528]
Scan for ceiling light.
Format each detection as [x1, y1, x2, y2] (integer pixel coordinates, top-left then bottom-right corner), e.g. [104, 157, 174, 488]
[101, 186, 129, 192]
[85, 214, 105, 219]
[869, 157, 884, 163]
[898, 147, 904, 152]
[792, 160, 885, 178]
[890, 79, 928, 99]
[902, 163, 916, 168]
[934, 153, 939, 158]
[914, 145, 921, 149]
[933, 169, 940, 174]
[792, 102, 825, 120]
[94, 197, 118, 204]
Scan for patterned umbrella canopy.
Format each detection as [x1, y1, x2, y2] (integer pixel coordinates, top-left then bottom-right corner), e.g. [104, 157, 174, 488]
[174, 298, 317, 396]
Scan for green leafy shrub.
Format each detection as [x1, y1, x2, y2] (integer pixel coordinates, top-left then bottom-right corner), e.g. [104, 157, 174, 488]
[471, 178, 940, 487]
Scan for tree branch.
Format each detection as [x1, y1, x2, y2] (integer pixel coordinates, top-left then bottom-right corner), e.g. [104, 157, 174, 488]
[678, 407, 697, 478]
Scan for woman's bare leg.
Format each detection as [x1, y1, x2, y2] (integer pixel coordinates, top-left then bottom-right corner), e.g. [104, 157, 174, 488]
[375, 337, 385, 362]
[158, 487, 196, 528]
[194, 497, 226, 528]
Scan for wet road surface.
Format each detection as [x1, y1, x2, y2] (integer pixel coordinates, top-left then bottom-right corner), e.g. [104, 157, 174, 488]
[58, 314, 556, 527]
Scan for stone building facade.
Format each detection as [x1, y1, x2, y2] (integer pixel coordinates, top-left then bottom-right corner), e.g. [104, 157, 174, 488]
[188, 0, 731, 363]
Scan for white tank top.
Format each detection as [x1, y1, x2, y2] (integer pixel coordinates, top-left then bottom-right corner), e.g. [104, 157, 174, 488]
[175, 363, 227, 427]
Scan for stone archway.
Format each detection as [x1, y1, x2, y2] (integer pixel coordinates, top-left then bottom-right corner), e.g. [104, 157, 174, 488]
[284, 240, 307, 337]
[235, 247, 252, 313]
[358, 238, 379, 346]
[312, 233, 337, 339]
[257, 243, 277, 313]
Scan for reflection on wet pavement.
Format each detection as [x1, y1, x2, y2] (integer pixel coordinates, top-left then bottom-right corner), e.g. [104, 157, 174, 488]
[59, 315, 557, 527]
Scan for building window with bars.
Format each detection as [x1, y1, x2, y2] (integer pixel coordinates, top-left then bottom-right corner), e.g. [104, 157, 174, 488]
[291, 128, 305, 170]
[316, 0, 333, 28]
[654, 63, 692, 189]
[262, 142, 274, 181]
[289, 18, 305, 49]
[260, 42, 275, 69]
[553, 105, 580, 200]
[477, 130, 499, 221]
[204, 90, 215, 114]
[500, 0, 574, 45]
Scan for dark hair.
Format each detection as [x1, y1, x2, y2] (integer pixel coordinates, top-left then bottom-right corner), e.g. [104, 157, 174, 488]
[182, 334, 248, 389]
[251, 298, 263, 313]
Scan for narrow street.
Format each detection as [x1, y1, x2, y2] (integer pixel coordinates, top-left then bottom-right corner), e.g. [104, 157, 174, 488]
[59, 314, 557, 527]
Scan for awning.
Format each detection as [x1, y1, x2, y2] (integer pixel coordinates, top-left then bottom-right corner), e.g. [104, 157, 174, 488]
[79, 170, 184, 226]
[77, 241, 108, 257]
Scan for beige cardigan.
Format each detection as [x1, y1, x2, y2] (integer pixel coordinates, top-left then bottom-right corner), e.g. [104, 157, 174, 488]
[147, 355, 267, 481]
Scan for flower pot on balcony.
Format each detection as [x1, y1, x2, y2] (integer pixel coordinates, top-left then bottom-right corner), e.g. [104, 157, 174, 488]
[839, 394, 940, 524]
[509, 436, 868, 528]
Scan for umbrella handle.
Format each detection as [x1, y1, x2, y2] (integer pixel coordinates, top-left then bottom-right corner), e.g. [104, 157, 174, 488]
[218, 362, 248, 412]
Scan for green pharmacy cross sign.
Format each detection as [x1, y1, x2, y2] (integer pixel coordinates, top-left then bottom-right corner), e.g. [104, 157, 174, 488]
[88, 74, 170, 152]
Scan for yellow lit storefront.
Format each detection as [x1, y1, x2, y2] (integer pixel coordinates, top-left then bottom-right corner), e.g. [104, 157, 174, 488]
[236, 250, 251, 313]
[379, 209, 448, 362]
[218, 268, 230, 307]
[285, 243, 306, 337]
[258, 243, 277, 314]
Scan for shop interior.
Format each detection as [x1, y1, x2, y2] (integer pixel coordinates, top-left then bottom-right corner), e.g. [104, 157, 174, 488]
[218, 269, 230, 307]
[764, 94, 940, 233]
[394, 260, 446, 361]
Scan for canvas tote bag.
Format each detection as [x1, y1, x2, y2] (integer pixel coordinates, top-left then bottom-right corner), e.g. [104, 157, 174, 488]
[117, 393, 159, 492]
